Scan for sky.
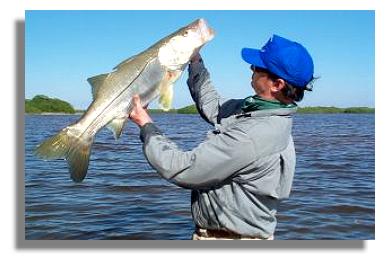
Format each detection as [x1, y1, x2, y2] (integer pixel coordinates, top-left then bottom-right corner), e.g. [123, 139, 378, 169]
[25, 10, 375, 109]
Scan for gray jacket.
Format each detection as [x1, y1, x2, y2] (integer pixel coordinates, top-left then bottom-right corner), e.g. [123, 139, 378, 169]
[139, 59, 296, 238]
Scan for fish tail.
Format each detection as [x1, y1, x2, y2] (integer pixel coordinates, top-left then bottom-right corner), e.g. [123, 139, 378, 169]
[34, 127, 93, 182]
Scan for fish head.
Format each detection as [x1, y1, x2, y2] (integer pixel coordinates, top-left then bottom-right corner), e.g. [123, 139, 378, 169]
[158, 18, 215, 71]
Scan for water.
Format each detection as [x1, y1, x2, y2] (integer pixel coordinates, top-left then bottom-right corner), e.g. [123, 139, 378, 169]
[25, 113, 375, 240]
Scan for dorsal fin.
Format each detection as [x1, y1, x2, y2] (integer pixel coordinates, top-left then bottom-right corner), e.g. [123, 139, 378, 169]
[87, 73, 109, 99]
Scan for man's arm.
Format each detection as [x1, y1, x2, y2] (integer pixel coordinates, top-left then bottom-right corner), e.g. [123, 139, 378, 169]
[139, 122, 256, 189]
[187, 54, 226, 125]
[129, 95, 255, 189]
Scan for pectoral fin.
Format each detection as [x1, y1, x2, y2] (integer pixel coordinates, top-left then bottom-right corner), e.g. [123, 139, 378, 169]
[158, 70, 182, 111]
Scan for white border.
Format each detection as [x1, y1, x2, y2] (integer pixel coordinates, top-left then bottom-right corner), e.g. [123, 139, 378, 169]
[2, 0, 383, 264]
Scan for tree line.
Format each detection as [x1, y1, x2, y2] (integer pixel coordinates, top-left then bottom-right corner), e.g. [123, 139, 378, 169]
[25, 95, 75, 114]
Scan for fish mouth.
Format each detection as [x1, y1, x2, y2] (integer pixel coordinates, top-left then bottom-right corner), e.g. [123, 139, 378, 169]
[191, 18, 215, 43]
[198, 18, 215, 42]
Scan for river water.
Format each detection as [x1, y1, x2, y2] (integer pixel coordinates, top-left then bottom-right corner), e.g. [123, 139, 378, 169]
[24, 113, 375, 240]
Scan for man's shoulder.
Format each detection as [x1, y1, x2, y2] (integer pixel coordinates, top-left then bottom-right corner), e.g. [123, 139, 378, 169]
[217, 99, 244, 122]
[229, 114, 293, 157]
[225, 111, 293, 140]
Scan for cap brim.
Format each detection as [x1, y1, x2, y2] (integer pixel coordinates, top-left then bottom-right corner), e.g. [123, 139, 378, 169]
[241, 48, 267, 69]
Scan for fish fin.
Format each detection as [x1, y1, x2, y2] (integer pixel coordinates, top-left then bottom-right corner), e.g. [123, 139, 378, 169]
[34, 129, 71, 160]
[66, 139, 93, 183]
[107, 117, 127, 140]
[87, 73, 109, 99]
[158, 70, 182, 111]
[34, 128, 93, 182]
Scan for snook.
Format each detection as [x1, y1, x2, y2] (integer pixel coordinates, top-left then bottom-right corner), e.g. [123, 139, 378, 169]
[35, 18, 215, 182]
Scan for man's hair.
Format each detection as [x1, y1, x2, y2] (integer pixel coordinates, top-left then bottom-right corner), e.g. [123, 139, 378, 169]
[267, 71, 316, 102]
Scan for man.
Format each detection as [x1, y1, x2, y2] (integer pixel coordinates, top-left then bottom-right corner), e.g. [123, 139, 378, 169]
[129, 35, 314, 240]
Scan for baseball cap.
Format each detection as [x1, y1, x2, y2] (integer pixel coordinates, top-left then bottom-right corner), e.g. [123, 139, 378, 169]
[241, 35, 314, 88]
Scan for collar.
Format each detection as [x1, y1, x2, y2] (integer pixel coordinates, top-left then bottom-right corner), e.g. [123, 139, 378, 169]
[241, 95, 297, 113]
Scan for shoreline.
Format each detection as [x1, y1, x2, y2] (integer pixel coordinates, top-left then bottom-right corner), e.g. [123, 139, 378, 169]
[25, 105, 375, 115]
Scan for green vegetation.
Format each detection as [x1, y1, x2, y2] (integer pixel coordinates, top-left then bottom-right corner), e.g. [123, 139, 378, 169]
[159, 105, 375, 114]
[343, 107, 375, 113]
[148, 104, 198, 114]
[297, 106, 374, 114]
[25, 95, 75, 114]
[174, 105, 375, 114]
[25, 100, 43, 113]
[148, 108, 177, 114]
[176, 104, 198, 114]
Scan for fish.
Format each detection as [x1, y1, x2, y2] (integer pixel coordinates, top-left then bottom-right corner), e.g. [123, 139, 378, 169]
[34, 18, 215, 182]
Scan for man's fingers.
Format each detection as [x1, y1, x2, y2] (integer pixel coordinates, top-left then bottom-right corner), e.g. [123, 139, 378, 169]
[130, 95, 150, 115]
[132, 95, 140, 105]
[132, 95, 149, 110]
[133, 95, 140, 106]
[128, 94, 153, 126]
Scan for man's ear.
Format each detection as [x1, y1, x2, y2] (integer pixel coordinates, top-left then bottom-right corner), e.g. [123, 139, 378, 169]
[271, 79, 286, 93]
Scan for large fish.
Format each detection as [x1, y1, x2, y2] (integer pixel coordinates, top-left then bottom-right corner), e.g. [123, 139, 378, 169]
[35, 18, 215, 182]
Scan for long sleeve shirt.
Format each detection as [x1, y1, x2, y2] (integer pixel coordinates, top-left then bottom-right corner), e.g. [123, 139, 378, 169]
[139, 59, 297, 238]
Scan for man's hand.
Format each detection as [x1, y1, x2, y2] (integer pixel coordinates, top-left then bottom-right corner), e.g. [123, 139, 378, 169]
[128, 95, 153, 127]
[190, 52, 202, 63]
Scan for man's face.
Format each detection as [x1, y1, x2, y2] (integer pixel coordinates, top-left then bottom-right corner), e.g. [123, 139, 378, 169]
[250, 66, 274, 97]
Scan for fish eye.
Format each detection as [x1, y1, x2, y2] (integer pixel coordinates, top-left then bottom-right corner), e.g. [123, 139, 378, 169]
[183, 30, 189, 37]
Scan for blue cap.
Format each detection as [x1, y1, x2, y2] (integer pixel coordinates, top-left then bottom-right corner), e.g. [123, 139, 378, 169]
[241, 35, 314, 88]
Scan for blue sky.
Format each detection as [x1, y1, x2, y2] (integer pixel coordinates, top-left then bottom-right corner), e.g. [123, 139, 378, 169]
[25, 10, 374, 109]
